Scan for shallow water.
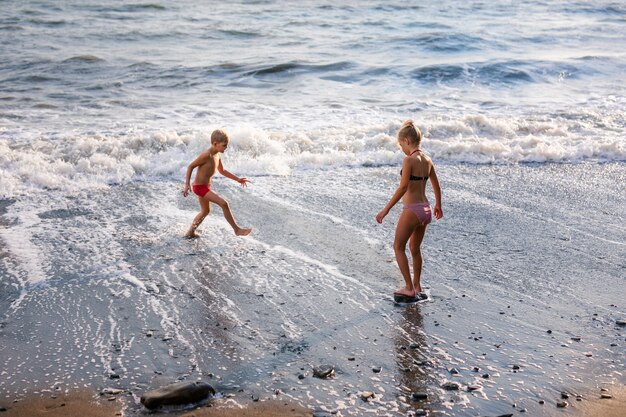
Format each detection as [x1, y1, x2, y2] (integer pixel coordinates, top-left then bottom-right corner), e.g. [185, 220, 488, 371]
[1, 163, 624, 416]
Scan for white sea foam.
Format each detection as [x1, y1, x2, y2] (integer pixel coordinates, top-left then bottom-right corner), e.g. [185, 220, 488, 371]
[1, 112, 625, 198]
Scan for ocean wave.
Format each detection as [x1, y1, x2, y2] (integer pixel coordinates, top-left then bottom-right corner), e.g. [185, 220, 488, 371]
[1, 113, 624, 198]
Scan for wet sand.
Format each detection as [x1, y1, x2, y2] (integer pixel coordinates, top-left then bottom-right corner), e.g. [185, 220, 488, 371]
[1, 387, 624, 417]
[0, 391, 311, 417]
[1, 164, 625, 416]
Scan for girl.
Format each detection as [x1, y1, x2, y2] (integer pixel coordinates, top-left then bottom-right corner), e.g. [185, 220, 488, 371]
[376, 121, 443, 298]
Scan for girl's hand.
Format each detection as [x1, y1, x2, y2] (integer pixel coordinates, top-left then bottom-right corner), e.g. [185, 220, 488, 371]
[376, 209, 388, 224]
[434, 204, 443, 220]
[238, 177, 251, 187]
[183, 184, 189, 197]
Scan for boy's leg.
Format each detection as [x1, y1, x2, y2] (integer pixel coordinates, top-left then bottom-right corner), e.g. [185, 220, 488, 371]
[409, 225, 427, 293]
[393, 210, 420, 296]
[185, 196, 211, 237]
[203, 190, 251, 236]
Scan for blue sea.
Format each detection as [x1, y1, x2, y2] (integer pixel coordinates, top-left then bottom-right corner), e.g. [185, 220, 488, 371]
[0, 1, 625, 416]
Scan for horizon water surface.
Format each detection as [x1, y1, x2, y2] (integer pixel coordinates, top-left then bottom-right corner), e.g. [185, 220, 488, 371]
[0, 1, 625, 416]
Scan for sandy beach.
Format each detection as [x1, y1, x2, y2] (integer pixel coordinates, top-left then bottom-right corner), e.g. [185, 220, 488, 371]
[1, 386, 625, 417]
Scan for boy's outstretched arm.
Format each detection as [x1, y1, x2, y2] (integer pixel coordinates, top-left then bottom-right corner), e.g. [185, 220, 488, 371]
[218, 159, 250, 187]
[183, 153, 209, 197]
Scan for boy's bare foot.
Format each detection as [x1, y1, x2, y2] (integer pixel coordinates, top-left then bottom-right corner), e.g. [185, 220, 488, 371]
[184, 231, 199, 239]
[393, 287, 416, 297]
[235, 227, 252, 236]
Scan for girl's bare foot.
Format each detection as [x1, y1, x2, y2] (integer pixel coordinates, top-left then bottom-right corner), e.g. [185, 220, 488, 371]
[235, 227, 252, 236]
[393, 287, 416, 297]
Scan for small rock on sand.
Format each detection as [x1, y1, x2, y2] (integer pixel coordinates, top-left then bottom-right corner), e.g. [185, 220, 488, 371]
[313, 365, 334, 379]
[140, 381, 215, 410]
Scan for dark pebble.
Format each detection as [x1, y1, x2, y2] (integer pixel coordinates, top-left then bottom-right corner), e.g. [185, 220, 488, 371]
[482, 374, 490, 379]
[561, 392, 570, 399]
[109, 373, 120, 379]
[412, 392, 428, 401]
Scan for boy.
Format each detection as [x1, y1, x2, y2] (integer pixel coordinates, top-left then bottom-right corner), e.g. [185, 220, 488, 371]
[183, 129, 252, 238]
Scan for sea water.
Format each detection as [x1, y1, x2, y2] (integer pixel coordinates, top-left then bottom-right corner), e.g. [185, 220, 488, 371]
[1, 1, 625, 416]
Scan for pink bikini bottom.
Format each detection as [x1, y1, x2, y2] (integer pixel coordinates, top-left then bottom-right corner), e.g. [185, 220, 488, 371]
[403, 202, 432, 225]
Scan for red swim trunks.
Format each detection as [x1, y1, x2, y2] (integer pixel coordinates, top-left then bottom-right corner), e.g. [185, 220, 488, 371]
[192, 184, 211, 197]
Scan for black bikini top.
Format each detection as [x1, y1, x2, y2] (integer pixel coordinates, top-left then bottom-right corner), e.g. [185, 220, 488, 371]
[400, 149, 429, 181]
[400, 170, 429, 181]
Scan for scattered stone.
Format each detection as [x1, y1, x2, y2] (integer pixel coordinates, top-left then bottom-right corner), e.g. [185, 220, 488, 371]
[571, 336, 581, 342]
[538, 400, 545, 405]
[519, 408, 527, 412]
[482, 373, 490, 379]
[441, 381, 460, 391]
[496, 414, 513, 417]
[360, 391, 375, 401]
[146, 331, 153, 337]
[372, 366, 382, 373]
[601, 394, 613, 399]
[616, 320, 626, 326]
[140, 381, 215, 410]
[101, 388, 125, 395]
[585, 353, 593, 357]
[313, 365, 334, 379]
[297, 373, 306, 380]
[547, 329, 552, 334]
[411, 392, 428, 401]
[414, 410, 427, 416]
[348, 357, 355, 361]
[473, 367, 480, 372]
[448, 367, 459, 375]
[556, 401, 568, 408]
[0, 407, 6, 412]
[467, 385, 481, 391]
[109, 373, 120, 379]
[512, 365, 520, 370]
[313, 411, 333, 417]
[409, 343, 419, 349]
[601, 388, 609, 392]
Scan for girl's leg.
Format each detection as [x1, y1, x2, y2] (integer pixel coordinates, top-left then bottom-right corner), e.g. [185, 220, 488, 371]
[409, 225, 427, 293]
[393, 209, 420, 296]
[203, 191, 252, 236]
[185, 196, 211, 237]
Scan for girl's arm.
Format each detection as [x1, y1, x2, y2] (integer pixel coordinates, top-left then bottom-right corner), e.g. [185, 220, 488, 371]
[429, 163, 443, 219]
[218, 159, 250, 187]
[376, 157, 411, 223]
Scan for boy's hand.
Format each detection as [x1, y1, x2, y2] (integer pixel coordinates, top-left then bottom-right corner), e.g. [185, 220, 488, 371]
[376, 209, 388, 224]
[434, 204, 443, 220]
[238, 177, 251, 187]
[183, 184, 189, 197]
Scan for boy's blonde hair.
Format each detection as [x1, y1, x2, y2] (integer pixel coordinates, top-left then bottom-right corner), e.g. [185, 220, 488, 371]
[398, 120, 422, 146]
[211, 129, 229, 144]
